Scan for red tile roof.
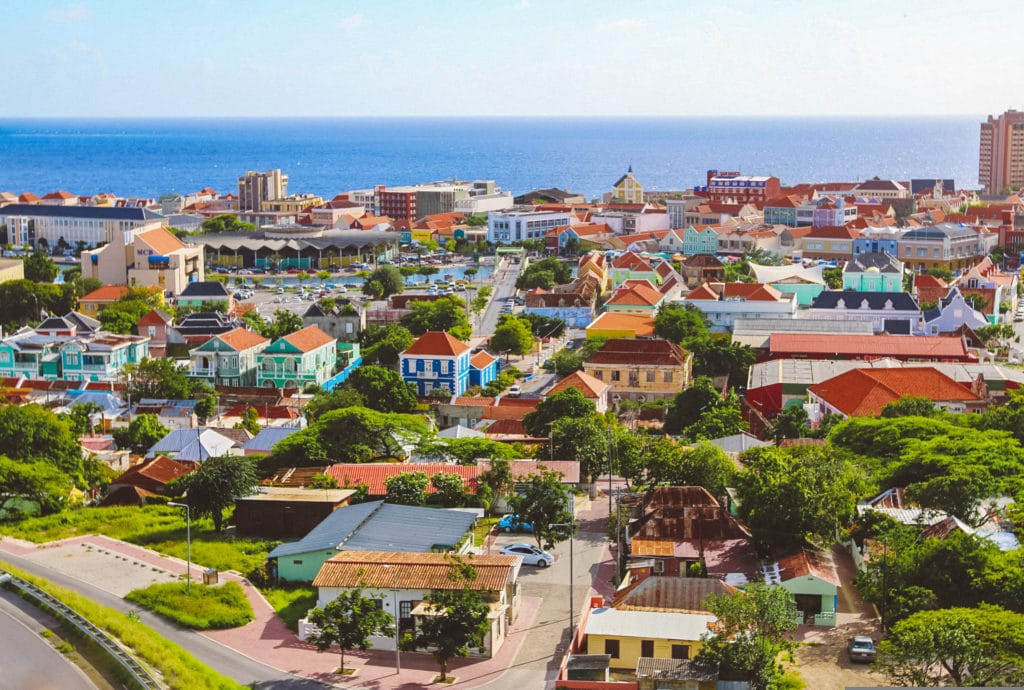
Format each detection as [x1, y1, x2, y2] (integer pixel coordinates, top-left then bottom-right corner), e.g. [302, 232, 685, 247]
[325, 463, 478, 495]
[546, 371, 610, 399]
[470, 350, 497, 369]
[769, 333, 972, 360]
[81, 285, 130, 303]
[586, 313, 656, 336]
[113, 456, 195, 494]
[216, 327, 270, 351]
[809, 367, 982, 417]
[586, 338, 689, 366]
[606, 281, 664, 307]
[403, 331, 470, 356]
[282, 325, 335, 352]
[136, 227, 187, 255]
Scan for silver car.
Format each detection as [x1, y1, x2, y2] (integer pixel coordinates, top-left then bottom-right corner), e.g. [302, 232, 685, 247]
[499, 543, 553, 567]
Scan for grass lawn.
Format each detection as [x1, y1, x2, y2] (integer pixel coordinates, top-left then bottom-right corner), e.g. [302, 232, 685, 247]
[0, 505, 278, 576]
[262, 585, 318, 632]
[1, 560, 244, 690]
[472, 517, 498, 546]
[126, 581, 254, 630]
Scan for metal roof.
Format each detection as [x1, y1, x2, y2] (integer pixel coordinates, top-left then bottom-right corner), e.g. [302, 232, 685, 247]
[243, 426, 299, 453]
[583, 608, 716, 641]
[0, 203, 163, 221]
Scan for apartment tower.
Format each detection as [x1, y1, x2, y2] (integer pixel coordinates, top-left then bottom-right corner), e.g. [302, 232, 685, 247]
[237, 169, 288, 212]
[979, 110, 1024, 194]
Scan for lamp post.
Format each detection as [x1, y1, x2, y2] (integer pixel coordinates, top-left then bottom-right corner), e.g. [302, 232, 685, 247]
[552, 518, 576, 636]
[167, 502, 191, 592]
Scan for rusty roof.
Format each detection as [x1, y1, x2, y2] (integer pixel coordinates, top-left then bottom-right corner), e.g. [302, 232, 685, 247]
[312, 551, 518, 591]
[612, 575, 740, 613]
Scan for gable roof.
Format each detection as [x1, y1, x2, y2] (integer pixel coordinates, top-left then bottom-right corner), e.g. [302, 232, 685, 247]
[281, 325, 335, 352]
[810, 290, 919, 311]
[612, 575, 740, 613]
[0, 203, 163, 221]
[845, 251, 903, 273]
[402, 331, 470, 357]
[213, 327, 270, 351]
[809, 366, 982, 417]
[268, 501, 479, 559]
[546, 370, 611, 399]
[111, 455, 195, 492]
[312, 550, 517, 592]
[242, 426, 300, 453]
[586, 312, 656, 337]
[470, 350, 498, 369]
[326, 463, 478, 496]
[81, 285, 130, 302]
[774, 548, 840, 587]
[770, 333, 971, 360]
[606, 281, 664, 307]
[148, 427, 237, 462]
[136, 227, 187, 255]
[179, 281, 231, 298]
[586, 338, 689, 367]
[475, 459, 580, 483]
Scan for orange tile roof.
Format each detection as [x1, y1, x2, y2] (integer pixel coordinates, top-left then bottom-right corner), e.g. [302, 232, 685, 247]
[607, 281, 663, 306]
[776, 548, 840, 586]
[403, 331, 470, 356]
[216, 327, 270, 351]
[282, 325, 335, 352]
[81, 285, 130, 302]
[586, 312, 656, 337]
[546, 370, 610, 399]
[470, 350, 497, 369]
[326, 463, 478, 495]
[136, 227, 187, 255]
[312, 551, 517, 592]
[809, 367, 981, 417]
[769, 333, 971, 360]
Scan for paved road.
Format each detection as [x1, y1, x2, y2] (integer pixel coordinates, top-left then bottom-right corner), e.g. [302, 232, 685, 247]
[0, 551, 324, 689]
[476, 259, 523, 337]
[0, 590, 97, 690]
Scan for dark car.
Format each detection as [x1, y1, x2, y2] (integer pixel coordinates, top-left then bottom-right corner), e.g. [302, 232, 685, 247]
[847, 636, 876, 663]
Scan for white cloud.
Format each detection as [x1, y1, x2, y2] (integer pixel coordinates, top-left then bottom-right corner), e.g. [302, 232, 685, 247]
[47, 3, 88, 22]
[514, 0, 529, 9]
[597, 18, 646, 32]
[339, 13, 366, 30]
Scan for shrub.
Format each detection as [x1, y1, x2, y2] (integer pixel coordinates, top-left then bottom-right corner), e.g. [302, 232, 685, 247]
[125, 581, 254, 630]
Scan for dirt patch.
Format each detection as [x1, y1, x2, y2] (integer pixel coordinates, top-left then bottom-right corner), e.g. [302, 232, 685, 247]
[791, 642, 886, 690]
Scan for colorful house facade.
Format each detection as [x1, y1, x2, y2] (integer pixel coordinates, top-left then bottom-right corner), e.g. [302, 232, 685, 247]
[257, 325, 337, 390]
[189, 327, 270, 387]
[400, 331, 472, 396]
[469, 350, 499, 388]
[682, 225, 719, 256]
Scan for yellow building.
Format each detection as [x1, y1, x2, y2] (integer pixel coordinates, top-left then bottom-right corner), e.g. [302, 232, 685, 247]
[79, 285, 131, 317]
[583, 337, 692, 401]
[585, 312, 655, 339]
[610, 165, 644, 204]
[260, 194, 324, 214]
[0, 258, 25, 285]
[583, 607, 712, 670]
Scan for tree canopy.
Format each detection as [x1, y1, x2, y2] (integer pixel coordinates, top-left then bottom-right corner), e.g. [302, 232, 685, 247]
[384, 471, 429, 506]
[515, 258, 572, 290]
[363, 266, 404, 298]
[127, 357, 210, 401]
[341, 365, 417, 413]
[167, 455, 260, 531]
[509, 469, 574, 550]
[523, 388, 597, 437]
[23, 251, 59, 282]
[360, 323, 414, 367]
[488, 314, 534, 357]
[199, 214, 256, 234]
[305, 588, 395, 673]
[400, 297, 471, 341]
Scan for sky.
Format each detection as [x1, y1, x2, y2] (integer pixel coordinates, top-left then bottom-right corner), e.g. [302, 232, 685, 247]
[4, 0, 1024, 118]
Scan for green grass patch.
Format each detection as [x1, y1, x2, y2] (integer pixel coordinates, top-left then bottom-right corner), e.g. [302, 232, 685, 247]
[262, 585, 317, 632]
[126, 581, 254, 630]
[0, 505, 278, 575]
[1, 560, 244, 690]
[472, 517, 498, 546]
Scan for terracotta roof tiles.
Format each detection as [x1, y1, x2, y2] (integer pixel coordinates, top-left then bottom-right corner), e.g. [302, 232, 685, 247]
[282, 325, 335, 352]
[403, 331, 470, 357]
[216, 327, 270, 351]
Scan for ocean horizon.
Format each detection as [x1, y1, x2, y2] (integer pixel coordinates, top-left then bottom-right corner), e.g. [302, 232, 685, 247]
[0, 116, 983, 201]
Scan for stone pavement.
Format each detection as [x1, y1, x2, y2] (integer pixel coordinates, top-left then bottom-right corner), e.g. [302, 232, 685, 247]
[0, 533, 546, 688]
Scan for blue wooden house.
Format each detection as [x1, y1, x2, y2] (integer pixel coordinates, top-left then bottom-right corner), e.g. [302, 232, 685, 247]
[469, 350, 499, 388]
[400, 331, 471, 396]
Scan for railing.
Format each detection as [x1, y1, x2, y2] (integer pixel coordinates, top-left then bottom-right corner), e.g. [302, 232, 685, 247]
[0, 568, 162, 689]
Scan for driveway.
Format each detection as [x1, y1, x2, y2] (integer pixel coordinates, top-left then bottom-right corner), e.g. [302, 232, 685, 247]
[789, 544, 886, 690]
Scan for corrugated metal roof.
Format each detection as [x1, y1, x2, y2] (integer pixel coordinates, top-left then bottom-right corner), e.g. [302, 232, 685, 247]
[312, 551, 517, 591]
[268, 500, 382, 558]
[243, 426, 299, 452]
[612, 575, 739, 614]
[583, 608, 715, 641]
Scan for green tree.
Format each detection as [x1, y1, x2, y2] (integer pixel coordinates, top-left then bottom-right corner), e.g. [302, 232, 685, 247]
[126, 358, 202, 400]
[478, 457, 513, 515]
[199, 214, 256, 234]
[489, 315, 534, 356]
[654, 303, 709, 343]
[689, 337, 755, 385]
[363, 279, 384, 299]
[418, 437, 518, 465]
[697, 583, 798, 690]
[167, 455, 260, 532]
[264, 309, 303, 339]
[663, 376, 726, 435]
[550, 416, 607, 482]
[821, 266, 843, 289]
[0, 404, 83, 483]
[361, 323, 415, 368]
[509, 469, 574, 550]
[384, 471, 429, 506]
[23, 251, 59, 282]
[881, 396, 940, 418]
[431, 472, 467, 507]
[685, 403, 747, 441]
[664, 441, 735, 498]
[878, 606, 1024, 688]
[236, 407, 261, 436]
[405, 556, 492, 682]
[544, 348, 583, 377]
[735, 445, 866, 550]
[113, 413, 169, 453]
[523, 388, 596, 437]
[304, 387, 365, 422]
[516, 258, 572, 290]
[0, 456, 75, 516]
[194, 393, 218, 424]
[400, 297, 471, 341]
[364, 266, 404, 298]
[768, 405, 809, 442]
[305, 589, 395, 674]
[342, 365, 417, 413]
[520, 312, 565, 338]
[63, 402, 103, 436]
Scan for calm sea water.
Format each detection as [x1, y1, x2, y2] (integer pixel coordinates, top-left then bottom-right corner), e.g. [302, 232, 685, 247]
[0, 117, 981, 200]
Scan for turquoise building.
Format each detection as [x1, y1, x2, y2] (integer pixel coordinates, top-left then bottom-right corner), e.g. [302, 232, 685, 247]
[257, 325, 338, 390]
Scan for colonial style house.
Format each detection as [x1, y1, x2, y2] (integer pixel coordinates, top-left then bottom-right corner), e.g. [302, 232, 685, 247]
[799, 225, 860, 262]
[604, 279, 665, 315]
[897, 223, 986, 272]
[807, 291, 922, 335]
[544, 370, 611, 414]
[176, 281, 232, 310]
[301, 301, 365, 342]
[681, 225, 720, 256]
[679, 254, 724, 288]
[400, 331, 472, 396]
[188, 327, 270, 387]
[683, 282, 798, 332]
[256, 325, 337, 390]
[954, 256, 1019, 323]
[583, 338, 692, 402]
[136, 309, 173, 358]
[922, 287, 991, 335]
[842, 251, 904, 292]
[469, 350, 499, 388]
[807, 366, 988, 419]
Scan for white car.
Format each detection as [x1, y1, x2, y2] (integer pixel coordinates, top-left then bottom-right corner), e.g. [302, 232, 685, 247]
[499, 543, 553, 567]
[507, 385, 522, 397]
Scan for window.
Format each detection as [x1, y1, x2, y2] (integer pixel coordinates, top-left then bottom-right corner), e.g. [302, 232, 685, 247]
[593, 370, 602, 380]
[604, 639, 620, 658]
[646, 371, 655, 383]
[671, 644, 690, 660]
[369, 598, 384, 610]
[147, 325, 156, 337]
[664, 371, 674, 383]
[611, 371, 620, 382]
[292, 560, 303, 565]
[641, 640, 654, 658]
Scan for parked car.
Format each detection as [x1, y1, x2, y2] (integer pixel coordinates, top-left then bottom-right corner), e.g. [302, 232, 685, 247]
[507, 385, 522, 397]
[497, 514, 533, 533]
[847, 636, 876, 663]
[499, 543, 553, 567]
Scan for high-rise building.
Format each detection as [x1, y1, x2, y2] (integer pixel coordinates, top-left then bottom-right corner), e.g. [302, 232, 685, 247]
[237, 169, 288, 212]
[979, 110, 1024, 194]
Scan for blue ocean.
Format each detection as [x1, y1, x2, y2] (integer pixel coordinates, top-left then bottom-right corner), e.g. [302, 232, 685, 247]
[0, 117, 981, 200]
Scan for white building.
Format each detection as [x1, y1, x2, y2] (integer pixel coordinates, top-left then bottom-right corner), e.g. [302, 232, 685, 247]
[487, 208, 576, 244]
[0, 204, 167, 248]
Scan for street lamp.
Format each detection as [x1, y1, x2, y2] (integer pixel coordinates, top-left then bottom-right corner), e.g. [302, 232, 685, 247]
[167, 502, 191, 592]
[551, 517, 576, 636]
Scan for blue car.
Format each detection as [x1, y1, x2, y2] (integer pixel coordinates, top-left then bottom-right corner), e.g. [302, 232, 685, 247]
[498, 514, 534, 533]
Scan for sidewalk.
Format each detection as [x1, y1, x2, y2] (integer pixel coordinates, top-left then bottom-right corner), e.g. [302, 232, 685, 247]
[1, 533, 543, 688]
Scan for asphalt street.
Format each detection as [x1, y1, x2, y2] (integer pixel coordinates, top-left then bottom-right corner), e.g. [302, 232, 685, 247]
[0, 552, 324, 689]
[0, 589, 97, 690]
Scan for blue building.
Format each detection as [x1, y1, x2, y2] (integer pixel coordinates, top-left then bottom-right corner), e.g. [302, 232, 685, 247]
[400, 331, 471, 396]
[469, 350, 499, 388]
